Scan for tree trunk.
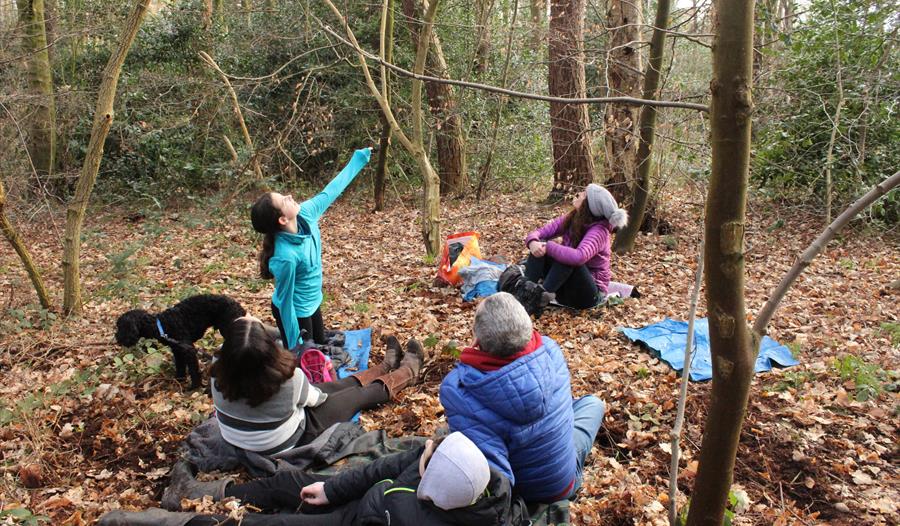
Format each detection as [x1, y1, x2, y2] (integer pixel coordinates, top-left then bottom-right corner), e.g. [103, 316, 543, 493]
[409, 0, 442, 255]
[374, 0, 395, 212]
[202, 0, 213, 28]
[780, 0, 794, 35]
[612, 0, 670, 253]
[0, 179, 51, 309]
[473, 0, 493, 74]
[602, 0, 643, 205]
[684, 1, 755, 525]
[529, 0, 547, 50]
[16, 0, 57, 185]
[402, 0, 468, 195]
[241, 0, 251, 24]
[548, 0, 595, 196]
[823, 1, 844, 224]
[62, 0, 150, 315]
[43, 0, 56, 64]
[753, 0, 780, 79]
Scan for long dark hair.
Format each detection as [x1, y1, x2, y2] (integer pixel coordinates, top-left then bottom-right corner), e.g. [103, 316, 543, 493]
[250, 193, 281, 280]
[211, 318, 296, 406]
[560, 198, 598, 247]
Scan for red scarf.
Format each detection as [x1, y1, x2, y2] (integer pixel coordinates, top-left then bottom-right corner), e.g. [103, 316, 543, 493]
[459, 330, 543, 371]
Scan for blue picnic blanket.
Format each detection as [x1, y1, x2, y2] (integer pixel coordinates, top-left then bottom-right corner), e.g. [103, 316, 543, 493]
[335, 328, 371, 423]
[336, 328, 371, 379]
[620, 318, 799, 381]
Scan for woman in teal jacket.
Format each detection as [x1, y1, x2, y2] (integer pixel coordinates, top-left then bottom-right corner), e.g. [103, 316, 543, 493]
[251, 147, 371, 349]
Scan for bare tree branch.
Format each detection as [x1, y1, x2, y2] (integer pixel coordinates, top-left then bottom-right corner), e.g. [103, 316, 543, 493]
[319, 22, 710, 112]
[198, 51, 263, 180]
[669, 239, 704, 525]
[753, 169, 900, 336]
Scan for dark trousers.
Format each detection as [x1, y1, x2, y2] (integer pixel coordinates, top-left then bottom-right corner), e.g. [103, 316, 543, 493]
[272, 304, 326, 346]
[524, 254, 599, 309]
[301, 376, 390, 442]
[186, 469, 357, 525]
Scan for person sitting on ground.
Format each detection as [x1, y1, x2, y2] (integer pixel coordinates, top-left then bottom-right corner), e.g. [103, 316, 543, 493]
[440, 292, 606, 503]
[501, 183, 628, 315]
[98, 432, 524, 526]
[212, 316, 424, 454]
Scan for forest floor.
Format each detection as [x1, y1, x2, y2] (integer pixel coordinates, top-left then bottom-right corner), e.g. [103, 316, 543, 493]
[1, 185, 898, 526]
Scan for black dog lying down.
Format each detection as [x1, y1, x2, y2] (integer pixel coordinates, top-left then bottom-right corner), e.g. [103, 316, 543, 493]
[115, 294, 246, 388]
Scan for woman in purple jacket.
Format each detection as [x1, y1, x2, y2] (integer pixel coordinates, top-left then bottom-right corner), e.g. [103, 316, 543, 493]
[522, 184, 628, 309]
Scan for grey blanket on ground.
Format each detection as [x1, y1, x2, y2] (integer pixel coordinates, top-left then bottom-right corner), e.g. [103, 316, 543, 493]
[99, 419, 571, 526]
[185, 417, 426, 478]
[98, 419, 427, 526]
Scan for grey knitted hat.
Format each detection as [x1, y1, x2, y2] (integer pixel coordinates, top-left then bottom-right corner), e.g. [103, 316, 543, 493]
[417, 432, 491, 510]
[586, 184, 629, 229]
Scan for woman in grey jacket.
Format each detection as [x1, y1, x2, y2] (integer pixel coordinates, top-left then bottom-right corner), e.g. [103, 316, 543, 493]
[211, 316, 424, 454]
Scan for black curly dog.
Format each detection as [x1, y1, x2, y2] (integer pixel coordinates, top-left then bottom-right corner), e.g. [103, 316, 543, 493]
[115, 294, 246, 388]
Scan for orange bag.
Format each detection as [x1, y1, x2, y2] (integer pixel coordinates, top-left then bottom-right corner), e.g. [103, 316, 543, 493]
[437, 231, 482, 286]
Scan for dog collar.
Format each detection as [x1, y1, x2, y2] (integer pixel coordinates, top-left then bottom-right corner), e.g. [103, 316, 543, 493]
[156, 318, 170, 339]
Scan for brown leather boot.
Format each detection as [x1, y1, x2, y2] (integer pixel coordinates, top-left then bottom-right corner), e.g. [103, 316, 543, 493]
[377, 339, 426, 398]
[351, 335, 403, 386]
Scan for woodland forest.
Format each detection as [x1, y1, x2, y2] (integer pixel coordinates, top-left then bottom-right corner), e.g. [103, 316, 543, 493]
[0, 0, 898, 525]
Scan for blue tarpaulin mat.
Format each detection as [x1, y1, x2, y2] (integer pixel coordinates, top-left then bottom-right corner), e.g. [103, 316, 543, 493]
[336, 328, 371, 379]
[334, 328, 371, 422]
[619, 318, 800, 381]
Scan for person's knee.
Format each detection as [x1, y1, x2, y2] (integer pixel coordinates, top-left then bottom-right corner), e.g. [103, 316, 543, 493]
[576, 395, 606, 421]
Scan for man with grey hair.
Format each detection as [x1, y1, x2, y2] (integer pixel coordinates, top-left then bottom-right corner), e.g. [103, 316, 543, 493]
[440, 292, 606, 503]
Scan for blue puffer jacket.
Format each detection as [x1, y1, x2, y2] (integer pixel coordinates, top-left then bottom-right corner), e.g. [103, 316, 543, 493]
[439, 336, 576, 503]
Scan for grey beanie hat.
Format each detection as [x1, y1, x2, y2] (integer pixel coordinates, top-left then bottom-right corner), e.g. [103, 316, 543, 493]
[586, 184, 629, 230]
[417, 432, 491, 510]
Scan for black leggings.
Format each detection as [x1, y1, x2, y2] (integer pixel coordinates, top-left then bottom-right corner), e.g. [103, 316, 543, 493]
[301, 376, 390, 444]
[524, 254, 600, 309]
[272, 304, 326, 346]
[187, 468, 357, 524]
[186, 469, 356, 525]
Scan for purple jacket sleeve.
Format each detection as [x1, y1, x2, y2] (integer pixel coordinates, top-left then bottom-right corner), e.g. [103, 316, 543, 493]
[545, 224, 609, 266]
[525, 215, 567, 247]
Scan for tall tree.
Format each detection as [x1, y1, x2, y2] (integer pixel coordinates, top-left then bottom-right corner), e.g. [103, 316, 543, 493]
[780, 0, 795, 35]
[684, 0, 756, 523]
[62, 0, 150, 315]
[529, 0, 547, 50]
[548, 0, 595, 196]
[16, 0, 56, 185]
[202, 0, 213, 28]
[402, 0, 468, 195]
[612, 0, 671, 253]
[241, 0, 251, 24]
[374, 0, 395, 211]
[473, 0, 493, 74]
[603, 0, 643, 204]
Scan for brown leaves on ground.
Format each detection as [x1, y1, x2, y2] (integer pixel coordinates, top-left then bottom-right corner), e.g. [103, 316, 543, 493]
[0, 187, 897, 525]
